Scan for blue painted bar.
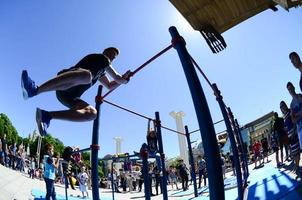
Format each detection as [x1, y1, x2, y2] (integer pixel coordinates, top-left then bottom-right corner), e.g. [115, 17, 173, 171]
[227, 109, 246, 184]
[169, 26, 224, 200]
[155, 112, 168, 200]
[228, 107, 249, 184]
[235, 118, 249, 179]
[140, 143, 151, 200]
[212, 83, 243, 200]
[185, 126, 198, 197]
[91, 85, 103, 200]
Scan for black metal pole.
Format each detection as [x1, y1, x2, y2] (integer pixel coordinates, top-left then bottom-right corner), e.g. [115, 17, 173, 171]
[185, 126, 198, 197]
[140, 143, 150, 200]
[91, 85, 103, 200]
[212, 84, 243, 200]
[155, 112, 168, 200]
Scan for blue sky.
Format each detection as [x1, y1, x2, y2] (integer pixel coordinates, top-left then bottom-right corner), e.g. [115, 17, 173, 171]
[0, 1, 301, 159]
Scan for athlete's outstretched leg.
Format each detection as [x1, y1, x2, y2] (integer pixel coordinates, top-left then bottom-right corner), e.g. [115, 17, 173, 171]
[21, 69, 92, 99]
[36, 101, 97, 136]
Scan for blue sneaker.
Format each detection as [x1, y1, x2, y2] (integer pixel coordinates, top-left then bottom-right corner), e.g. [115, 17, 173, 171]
[36, 108, 51, 136]
[21, 70, 38, 99]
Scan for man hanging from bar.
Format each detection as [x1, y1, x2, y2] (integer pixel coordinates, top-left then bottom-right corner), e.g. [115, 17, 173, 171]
[21, 47, 131, 135]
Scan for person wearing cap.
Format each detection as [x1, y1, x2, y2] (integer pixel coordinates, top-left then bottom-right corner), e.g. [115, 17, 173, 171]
[21, 47, 131, 135]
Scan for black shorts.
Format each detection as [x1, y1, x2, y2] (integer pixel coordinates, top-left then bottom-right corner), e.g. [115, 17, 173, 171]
[56, 90, 88, 109]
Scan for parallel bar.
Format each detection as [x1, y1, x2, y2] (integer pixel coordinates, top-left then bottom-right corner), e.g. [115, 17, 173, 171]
[185, 126, 198, 197]
[235, 118, 249, 182]
[212, 84, 243, 200]
[169, 26, 224, 200]
[155, 112, 168, 200]
[189, 119, 224, 134]
[102, 44, 173, 99]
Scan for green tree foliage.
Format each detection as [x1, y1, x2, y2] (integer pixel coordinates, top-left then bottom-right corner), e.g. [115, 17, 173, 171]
[0, 113, 19, 144]
[1, 113, 105, 177]
[169, 156, 182, 168]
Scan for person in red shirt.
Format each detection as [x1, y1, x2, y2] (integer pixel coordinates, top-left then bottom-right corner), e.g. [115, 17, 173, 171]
[253, 141, 262, 169]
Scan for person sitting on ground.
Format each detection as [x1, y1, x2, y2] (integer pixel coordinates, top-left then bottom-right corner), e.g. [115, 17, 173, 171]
[21, 47, 131, 135]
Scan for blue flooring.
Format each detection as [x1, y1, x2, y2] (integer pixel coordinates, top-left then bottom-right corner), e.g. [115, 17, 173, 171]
[247, 164, 301, 200]
[32, 189, 105, 200]
[170, 176, 238, 200]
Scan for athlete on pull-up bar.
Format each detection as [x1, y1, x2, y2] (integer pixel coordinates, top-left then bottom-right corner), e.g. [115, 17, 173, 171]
[21, 47, 132, 136]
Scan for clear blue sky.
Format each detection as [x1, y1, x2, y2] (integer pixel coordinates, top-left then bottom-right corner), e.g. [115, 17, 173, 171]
[0, 1, 301, 159]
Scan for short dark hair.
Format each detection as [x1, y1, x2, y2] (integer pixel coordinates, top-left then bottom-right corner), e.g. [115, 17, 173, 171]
[280, 100, 287, 109]
[103, 47, 119, 55]
[289, 52, 299, 59]
[45, 144, 53, 151]
[287, 81, 294, 88]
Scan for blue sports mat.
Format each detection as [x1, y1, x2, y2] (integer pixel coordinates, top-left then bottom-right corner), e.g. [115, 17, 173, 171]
[171, 176, 238, 200]
[174, 164, 301, 200]
[247, 164, 301, 200]
[32, 189, 107, 200]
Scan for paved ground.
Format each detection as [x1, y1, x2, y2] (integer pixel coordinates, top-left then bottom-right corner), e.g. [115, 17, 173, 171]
[1, 153, 302, 200]
[0, 164, 202, 200]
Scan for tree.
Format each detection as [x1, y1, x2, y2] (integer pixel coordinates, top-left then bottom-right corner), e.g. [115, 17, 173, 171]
[0, 113, 19, 144]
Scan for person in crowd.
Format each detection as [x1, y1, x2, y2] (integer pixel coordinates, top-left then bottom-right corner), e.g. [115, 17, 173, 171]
[138, 168, 144, 192]
[227, 152, 236, 176]
[273, 112, 290, 165]
[29, 156, 36, 179]
[0, 140, 3, 165]
[8, 142, 17, 169]
[289, 52, 302, 91]
[197, 155, 207, 188]
[280, 100, 301, 174]
[287, 82, 302, 150]
[261, 137, 269, 164]
[271, 130, 281, 167]
[252, 140, 262, 169]
[177, 159, 189, 191]
[148, 164, 156, 196]
[43, 144, 59, 200]
[77, 166, 89, 198]
[168, 166, 179, 190]
[1, 134, 8, 166]
[221, 155, 226, 179]
[153, 165, 162, 195]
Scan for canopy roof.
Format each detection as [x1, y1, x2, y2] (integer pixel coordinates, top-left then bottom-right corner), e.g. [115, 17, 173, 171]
[170, 0, 302, 33]
[169, 0, 301, 53]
